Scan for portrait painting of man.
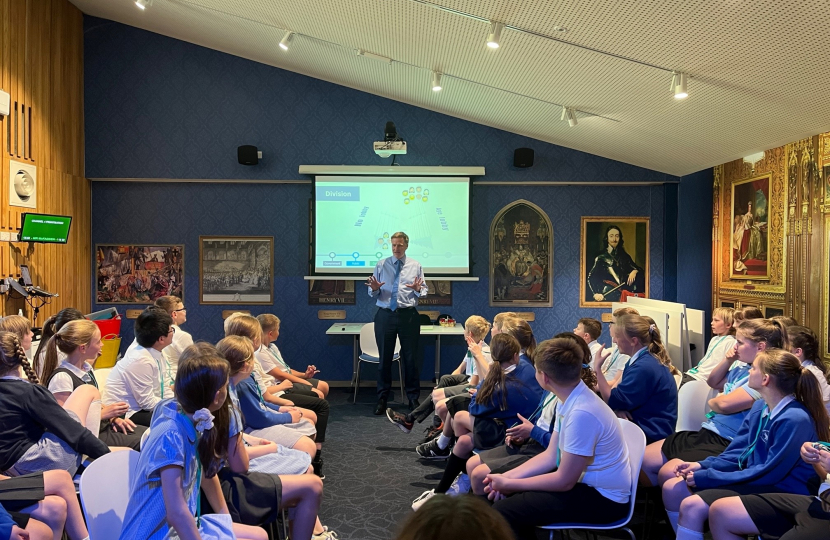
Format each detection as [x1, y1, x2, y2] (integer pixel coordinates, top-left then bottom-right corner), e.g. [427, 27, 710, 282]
[580, 217, 649, 307]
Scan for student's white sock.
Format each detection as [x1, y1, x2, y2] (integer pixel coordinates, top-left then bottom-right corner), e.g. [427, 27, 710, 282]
[675, 525, 704, 540]
[436, 434, 451, 450]
[85, 400, 102, 438]
[666, 510, 679, 533]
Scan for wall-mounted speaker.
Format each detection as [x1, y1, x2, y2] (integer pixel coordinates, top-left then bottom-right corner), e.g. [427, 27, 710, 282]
[238, 145, 260, 166]
[513, 148, 534, 168]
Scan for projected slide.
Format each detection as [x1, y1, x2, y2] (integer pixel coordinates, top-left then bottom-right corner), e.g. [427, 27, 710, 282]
[314, 176, 470, 274]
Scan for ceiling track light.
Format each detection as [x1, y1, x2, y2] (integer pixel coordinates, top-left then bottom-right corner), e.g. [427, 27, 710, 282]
[279, 31, 294, 51]
[356, 49, 392, 64]
[561, 106, 577, 127]
[431, 71, 443, 92]
[486, 21, 504, 49]
[135, 0, 152, 9]
[671, 71, 688, 99]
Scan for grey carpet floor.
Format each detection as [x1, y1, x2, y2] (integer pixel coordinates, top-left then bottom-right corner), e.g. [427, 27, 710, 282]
[316, 388, 678, 540]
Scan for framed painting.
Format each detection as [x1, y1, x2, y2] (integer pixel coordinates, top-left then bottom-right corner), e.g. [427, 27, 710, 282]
[489, 200, 553, 307]
[199, 236, 273, 305]
[419, 280, 452, 306]
[308, 280, 356, 305]
[580, 217, 649, 308]
[95, 245, 183, 304]
[730, 174, 771, 279]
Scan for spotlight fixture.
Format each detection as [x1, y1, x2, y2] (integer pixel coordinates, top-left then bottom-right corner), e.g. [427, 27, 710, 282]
[486, 21, 504, 49]
[135, 0, 152, 9]
[671, 71, 688, 99]
[431, 71, 442, 92]
[561, 106, 577, 127]
[357, 49, 392, 64]
[279, 31, 294, 51]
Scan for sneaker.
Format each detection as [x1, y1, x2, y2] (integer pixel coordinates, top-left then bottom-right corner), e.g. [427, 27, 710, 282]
[445, 473, 471, 496]
[312, 527, 339, 540]
[418, 424, 443, 445]
[411, 489, 436, 511]
[386, 408, 414, 433]
[415, 437, 451, 460]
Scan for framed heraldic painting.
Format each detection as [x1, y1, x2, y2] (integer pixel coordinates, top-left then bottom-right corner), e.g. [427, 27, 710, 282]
[308, 280, 356, 305]
[96, 245, 184, 304]
[419, 280, 453, 306]
[580, 217, 649, 308]
[199, 236, 274, 305]
[490, 200, 553, 307]
[730, 174, 771, 279]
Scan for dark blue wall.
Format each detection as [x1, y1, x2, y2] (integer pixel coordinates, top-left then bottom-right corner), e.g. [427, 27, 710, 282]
[677, 168, 715, 328]
[84, 17, 708, 381]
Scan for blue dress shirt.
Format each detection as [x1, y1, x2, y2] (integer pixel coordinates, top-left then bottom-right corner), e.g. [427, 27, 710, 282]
[368, 255, 428, 309]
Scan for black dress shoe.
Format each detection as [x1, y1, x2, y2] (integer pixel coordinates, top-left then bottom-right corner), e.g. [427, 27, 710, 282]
[374, 399, 387, 415]
[408, 399, 421, 412]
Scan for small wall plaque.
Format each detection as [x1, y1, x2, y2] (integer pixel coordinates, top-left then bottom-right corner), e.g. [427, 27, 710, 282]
[318, 310, 346, 320]
[601, 313, 613, 323]
[515, 312, 536, 322]
[222, 309, 251, 319]
[419, 310, 440, 321]
[126, 309, 143, 319]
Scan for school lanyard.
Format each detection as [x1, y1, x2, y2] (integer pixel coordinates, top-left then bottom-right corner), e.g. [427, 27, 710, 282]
[555, 414, 563, 468]
[724, 369, 750, 395]
[266, 346, 291, 372]
[738, 405, 770, 470]
[602, 348, 621, 374]
[528, 392, 556, 423]
[153, 354, 164, 399]
[689, 336, 730, 374]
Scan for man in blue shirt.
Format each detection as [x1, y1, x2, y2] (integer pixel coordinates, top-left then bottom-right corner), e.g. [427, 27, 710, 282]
[366, 231, 428, 415]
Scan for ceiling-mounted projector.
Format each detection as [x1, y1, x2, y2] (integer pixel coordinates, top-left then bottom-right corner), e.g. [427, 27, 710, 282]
[374, 121, 407, 158]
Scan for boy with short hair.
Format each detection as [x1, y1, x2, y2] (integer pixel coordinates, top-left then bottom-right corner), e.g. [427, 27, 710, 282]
[574, 317, 603, 357]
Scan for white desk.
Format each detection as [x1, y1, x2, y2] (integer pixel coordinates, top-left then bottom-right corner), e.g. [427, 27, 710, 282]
[325, 322, 466, 385]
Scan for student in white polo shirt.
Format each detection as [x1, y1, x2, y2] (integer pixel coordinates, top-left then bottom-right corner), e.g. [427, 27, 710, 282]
[102, 307, 174, 426]
[154, 295, 193, 384]
[573, 317, 603, 358]
[486, 336, 632, 540]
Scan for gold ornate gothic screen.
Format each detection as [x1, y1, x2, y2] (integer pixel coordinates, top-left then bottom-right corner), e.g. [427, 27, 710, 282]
[712, 133, 830, 359]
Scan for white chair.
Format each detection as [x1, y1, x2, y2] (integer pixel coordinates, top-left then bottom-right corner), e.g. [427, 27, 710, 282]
[676, 379, 716, 433]
[354, 323, 402, 403]
[79, 449, 141, 540]
[538, 419, 647, 540]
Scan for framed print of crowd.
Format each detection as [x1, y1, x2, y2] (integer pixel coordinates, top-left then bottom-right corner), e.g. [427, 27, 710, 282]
[96, 245, 183, 304]
[489, 200, 553, 307]
[730, 174, 770, 279]
[199, 236, 274, 305]
[580, 217, 649, 308]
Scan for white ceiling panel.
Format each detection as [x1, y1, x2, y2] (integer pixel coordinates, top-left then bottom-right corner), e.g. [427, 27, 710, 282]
[71, 0, 830, 175]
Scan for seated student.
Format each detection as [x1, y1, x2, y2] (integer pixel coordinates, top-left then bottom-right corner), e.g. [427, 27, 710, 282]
[386, 315, 491, 435]
[0, 331, 110, 477]
[787, 326, 830, 414]
[0, 501, 52, 540]
[42, 320, 147, 450]
[573, 317, 603, 358]
[467, 332, 597, 496]
[102, 307, 174, 427]
[117, 346, 268, 540]
[599, 307, 639, 385]
[709, 441, 830, 540]
[33, 308, 86, 379]
[1, 470, 91, 540]
[411, 333, 543, 508]
[594, 314, 678, 444]
[394, 495, 515, 540]
[154, 295, 193, 383]
[256, 314, 329, 398]
[426, 316, 537, 456]
[641, 318, 787, 486]
[484, 337, 632, 540]
[0, 315, 34, 361]
[661, 349, 829, 540]
[732, 306, 764, 329]
[680, 307, 737, 387]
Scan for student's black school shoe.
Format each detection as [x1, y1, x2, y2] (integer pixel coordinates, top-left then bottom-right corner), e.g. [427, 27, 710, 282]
[312, 457, 325, 480]
[415, 437, 452, 459]
[373, 398, 387, 415]
[386, 408, 414, 433]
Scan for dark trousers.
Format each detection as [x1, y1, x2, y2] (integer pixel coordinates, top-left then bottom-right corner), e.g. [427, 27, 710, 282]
[282, 392, 329, 443]
[129, 409, 153, 427]
[493, 483, 629, 540]
[374, 306, 421, 401]
[411, 373, 469, 424]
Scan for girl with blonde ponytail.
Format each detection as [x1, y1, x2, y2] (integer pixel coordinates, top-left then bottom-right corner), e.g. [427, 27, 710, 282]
[662, 349, 827, 540]
[0, 331, 110, 478]
[594, 314, 678, 444]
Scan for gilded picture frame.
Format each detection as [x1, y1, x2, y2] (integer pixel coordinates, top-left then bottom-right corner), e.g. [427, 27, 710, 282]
[729, 174, 772, 280]
[489, 200, 553, 307]
[95, 244, 184, 304]
[199, 236, 274, 305]
[580, 217, 649, 308]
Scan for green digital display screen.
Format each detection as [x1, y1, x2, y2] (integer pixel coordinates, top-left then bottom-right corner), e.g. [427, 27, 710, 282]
[19, 213, 72, 243]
